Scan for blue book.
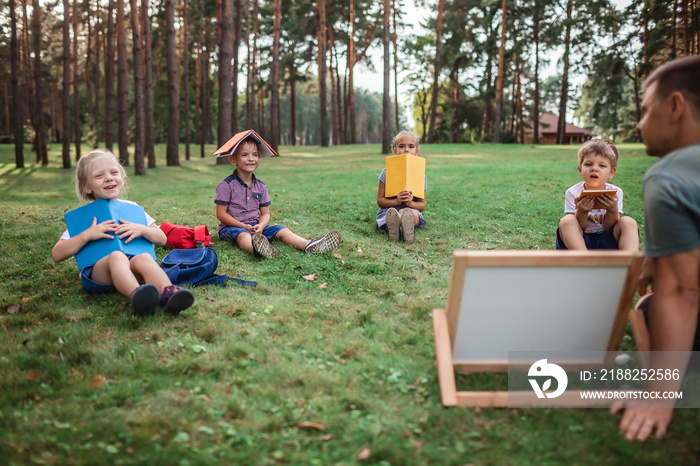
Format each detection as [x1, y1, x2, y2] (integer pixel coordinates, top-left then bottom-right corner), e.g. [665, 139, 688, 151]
[64, 199, 157, 269]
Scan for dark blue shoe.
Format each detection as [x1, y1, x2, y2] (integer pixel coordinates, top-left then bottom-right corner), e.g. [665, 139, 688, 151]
[130, 284, 159, 317]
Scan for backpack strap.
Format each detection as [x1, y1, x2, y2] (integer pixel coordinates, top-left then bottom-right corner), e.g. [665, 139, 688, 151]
[194, 225, 213, 248]
[195, 274, 257, 287]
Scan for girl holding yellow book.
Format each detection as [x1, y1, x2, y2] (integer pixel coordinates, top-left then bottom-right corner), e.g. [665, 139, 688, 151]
[375, 131, 427, 244]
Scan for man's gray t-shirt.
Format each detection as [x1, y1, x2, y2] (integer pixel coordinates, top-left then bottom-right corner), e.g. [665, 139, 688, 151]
[643, 143, 700, 258]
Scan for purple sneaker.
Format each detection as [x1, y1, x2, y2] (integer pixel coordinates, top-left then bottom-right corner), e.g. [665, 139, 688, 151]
[159, 285, 195, 315]
[130, 284, 159, 316]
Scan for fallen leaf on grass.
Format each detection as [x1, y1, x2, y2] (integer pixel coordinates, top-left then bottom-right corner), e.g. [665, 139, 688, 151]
[322, 332, 331, 338]
[21, 296, 33, 303]
[318, 434, 333, 441]
[7, 304, 19, 315]
[89, 374, 107, 388]
[319, 282, 327, 289]
[297, 421, 325, 431]
[66, 316, 80, 323]
[179, 389, 187, 398]
[332, 252, 344, 259]
[413, 440, 424, 450]
[126, 446, 134, 455]
[357, 447, 371, 461]
[302, 273, 316, 281]
[26, 371, 38, 382]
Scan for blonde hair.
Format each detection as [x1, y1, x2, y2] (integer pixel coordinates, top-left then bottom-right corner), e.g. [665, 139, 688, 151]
[392, 131, 420, 155]
[75, 149, 127, 202]
[577, 139, 619, 169]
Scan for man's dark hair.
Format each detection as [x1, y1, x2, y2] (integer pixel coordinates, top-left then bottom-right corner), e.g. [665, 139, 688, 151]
[644, 55, 700, 118]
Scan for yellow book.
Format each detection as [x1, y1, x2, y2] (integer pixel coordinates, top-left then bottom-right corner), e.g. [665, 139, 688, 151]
[384, 153, 426, 199]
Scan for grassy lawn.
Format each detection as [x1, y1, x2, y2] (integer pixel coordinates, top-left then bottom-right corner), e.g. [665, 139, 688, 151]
[1, 142, 698, 464]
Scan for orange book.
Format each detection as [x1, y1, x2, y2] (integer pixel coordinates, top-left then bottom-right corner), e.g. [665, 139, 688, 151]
[580, 189, 617, 209]
[213, 129, 277, 158]
[384, 153, 426, 199]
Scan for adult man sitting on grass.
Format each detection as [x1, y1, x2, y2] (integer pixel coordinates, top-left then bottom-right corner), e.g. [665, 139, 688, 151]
[611, 55, 700, 442]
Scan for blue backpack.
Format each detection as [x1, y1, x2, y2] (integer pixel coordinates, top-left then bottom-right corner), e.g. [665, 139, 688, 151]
[160, 248, 256, 287]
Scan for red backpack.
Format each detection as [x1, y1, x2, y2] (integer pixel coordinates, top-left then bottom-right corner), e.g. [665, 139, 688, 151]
[160, 222, 214, 249]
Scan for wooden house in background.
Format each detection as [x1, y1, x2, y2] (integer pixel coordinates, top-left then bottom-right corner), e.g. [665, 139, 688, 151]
[524, 112, 593, 145]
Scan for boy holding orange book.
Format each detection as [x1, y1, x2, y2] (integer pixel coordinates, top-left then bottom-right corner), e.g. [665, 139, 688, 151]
[556, 139, 639, 251]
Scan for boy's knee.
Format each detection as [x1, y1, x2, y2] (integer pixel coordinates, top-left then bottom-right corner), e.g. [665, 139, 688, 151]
[559, 215, 578, 229]
[618, 216, 638, 230]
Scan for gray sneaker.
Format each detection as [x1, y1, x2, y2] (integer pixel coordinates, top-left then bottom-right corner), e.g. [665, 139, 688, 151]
[400, 208, 415, 244]
[305, 230, 341, 254]
[385, 208, 400, 242]
[252, 233, 278, 258]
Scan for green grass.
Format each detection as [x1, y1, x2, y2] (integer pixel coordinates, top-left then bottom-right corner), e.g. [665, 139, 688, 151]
[1, 142, 698, 464]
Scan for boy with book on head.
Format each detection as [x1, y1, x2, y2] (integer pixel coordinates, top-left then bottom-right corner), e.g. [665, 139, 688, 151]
[214, 130, 340, 258]
[376, 131, 427, 244]
[52, 149, 194, 316]
[556, 139, 639, 251]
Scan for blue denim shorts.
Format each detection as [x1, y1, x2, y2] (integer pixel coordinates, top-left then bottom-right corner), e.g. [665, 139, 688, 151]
[556, 223, 619, 250]
[80, 266, 118, 293]
[219, 223, 286, 242]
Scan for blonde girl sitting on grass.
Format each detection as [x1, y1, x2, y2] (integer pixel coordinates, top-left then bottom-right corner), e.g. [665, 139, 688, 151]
[52, 149, 194, 316]
[375, 131, 427, 244]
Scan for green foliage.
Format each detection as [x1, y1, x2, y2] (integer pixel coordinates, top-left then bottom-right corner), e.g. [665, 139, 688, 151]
[0, 143, 698, 464]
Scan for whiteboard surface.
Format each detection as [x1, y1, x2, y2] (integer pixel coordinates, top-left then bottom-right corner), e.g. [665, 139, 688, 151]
[452, 266, 627, 362]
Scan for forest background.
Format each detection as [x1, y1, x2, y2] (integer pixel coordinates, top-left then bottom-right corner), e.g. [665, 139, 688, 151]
[0, 0, 699, 171]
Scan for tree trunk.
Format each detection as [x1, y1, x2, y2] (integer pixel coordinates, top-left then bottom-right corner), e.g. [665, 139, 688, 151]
[93, 0, 101, 147]
[392, 0, 399, 132]
[348, 0, 356, 143]
[556, 0, 572, 145]
[183, 0, 191, 160]
[62, 0, 71, 168]
[218, 0, 234, 155]
[289, 70, 297, 145]
[481, 46, 493, 142]
[10, 0, 24, 168]
[269, 0, 281, 152]
[203, 15, 212, 152]
[246, 0, 257, 130]
[117, 0, 129, 165]
[493, 0, 507, 144]
[142, 0, 155, 167]
[104, 0, 115, 150]
[231, 0, 242, 135]
[532, 7, 540, 144]
[317, 0, 328, 147]
[165, 0, 180, 165]
[85, 0, 95, 147]
[329, 37, 340, 145]
[381, 0, 391, 154]
[21, 0, 35, 154]
[73, 0, 81, 161]
[131, 0, 145, 174]
[427, 0, 445, 143]
[33, 0, 47, 164]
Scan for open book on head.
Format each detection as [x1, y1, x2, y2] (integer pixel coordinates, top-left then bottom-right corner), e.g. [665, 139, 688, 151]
[213, 129, 277, 158]
[580, 189, 617, 209]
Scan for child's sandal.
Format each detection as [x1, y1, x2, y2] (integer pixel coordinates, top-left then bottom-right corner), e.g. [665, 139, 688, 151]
[386, 208, 400, 242]
[400, 209, 415, 244]
[159, 285, 194, 315]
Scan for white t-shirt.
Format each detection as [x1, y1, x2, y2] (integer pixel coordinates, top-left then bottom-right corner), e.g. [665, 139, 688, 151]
[564, 181, 623, 233]
[60, 199, 156, 240]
